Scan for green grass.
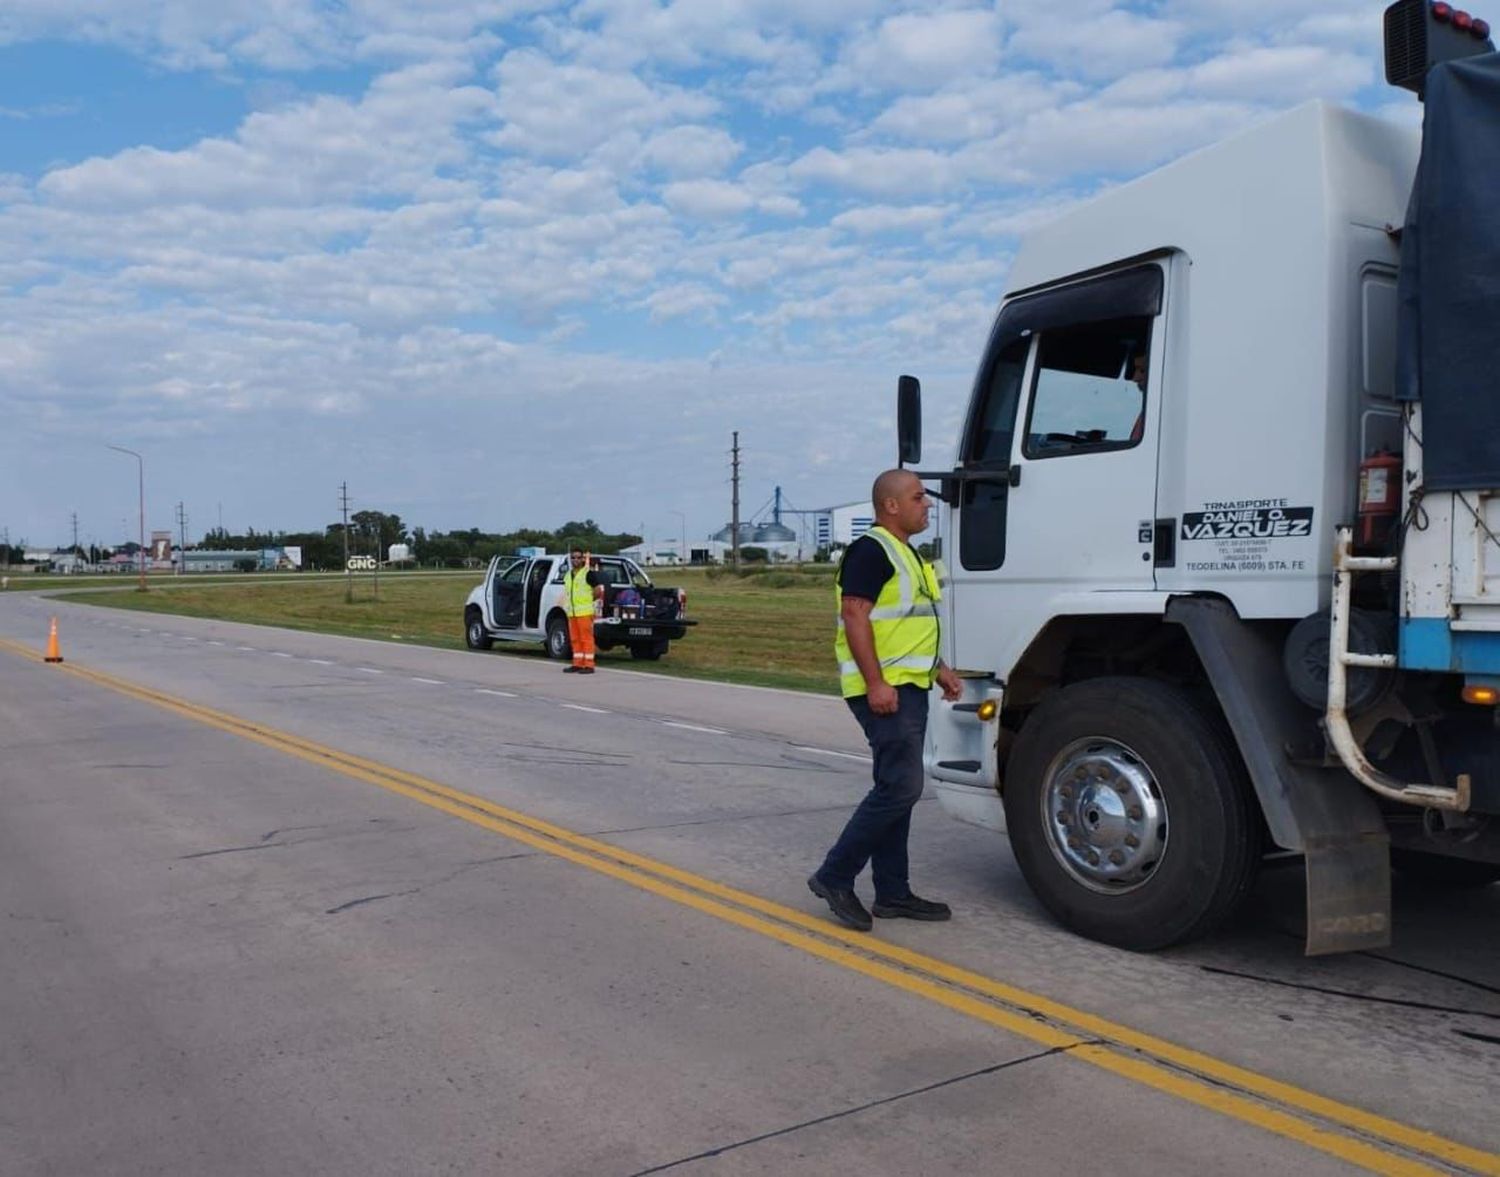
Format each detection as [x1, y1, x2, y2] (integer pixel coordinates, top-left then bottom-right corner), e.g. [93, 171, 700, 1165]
[51, 566, 842, 694]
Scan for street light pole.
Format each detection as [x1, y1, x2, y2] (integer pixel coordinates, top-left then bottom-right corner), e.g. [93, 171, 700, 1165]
[669, 510, 686, 565]
[107, 445, 146, 592]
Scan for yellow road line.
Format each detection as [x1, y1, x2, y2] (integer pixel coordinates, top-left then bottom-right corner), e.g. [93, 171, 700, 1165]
[6, 637, 1496, 1176]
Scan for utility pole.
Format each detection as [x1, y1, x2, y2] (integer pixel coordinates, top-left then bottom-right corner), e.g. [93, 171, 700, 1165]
[730, 431, 741, 570]
[71, 512, 79, 557]
[371, 512, 379, 602]
[176, 502, 188, 575]
[340, 482, 352, 603]
[107, 445, 147, 592]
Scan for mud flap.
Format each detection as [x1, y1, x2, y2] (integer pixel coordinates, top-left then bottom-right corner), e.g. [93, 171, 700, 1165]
[1304, 835, 1392, 955]
[1168, 596, 1393, 955]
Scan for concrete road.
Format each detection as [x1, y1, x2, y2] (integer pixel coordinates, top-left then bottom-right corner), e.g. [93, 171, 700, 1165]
[0, 592, 1496, 1176]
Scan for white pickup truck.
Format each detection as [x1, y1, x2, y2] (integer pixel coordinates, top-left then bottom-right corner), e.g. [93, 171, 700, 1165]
[463, 552, 694, 662]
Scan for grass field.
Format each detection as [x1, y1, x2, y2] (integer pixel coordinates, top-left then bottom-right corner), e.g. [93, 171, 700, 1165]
[48, 566, 841, 694]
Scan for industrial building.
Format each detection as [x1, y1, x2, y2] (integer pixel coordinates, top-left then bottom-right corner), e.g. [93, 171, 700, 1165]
[622, 486, 926, 567]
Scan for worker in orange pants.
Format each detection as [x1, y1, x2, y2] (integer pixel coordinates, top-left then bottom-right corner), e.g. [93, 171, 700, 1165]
[562, 547, 597, 674]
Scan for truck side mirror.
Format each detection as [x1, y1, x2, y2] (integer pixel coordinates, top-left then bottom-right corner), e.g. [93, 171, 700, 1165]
[898, 374, 922, 466]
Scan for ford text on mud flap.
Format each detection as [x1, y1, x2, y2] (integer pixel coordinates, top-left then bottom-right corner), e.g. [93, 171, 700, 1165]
[462, 552, 696, 663]
[893, 0, 1500, 958]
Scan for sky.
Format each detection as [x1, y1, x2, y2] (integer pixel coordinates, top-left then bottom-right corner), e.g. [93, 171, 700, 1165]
[0, 0, 1415, 553]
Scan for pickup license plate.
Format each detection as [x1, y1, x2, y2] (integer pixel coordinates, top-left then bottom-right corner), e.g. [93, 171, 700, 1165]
[628, 626, 652, 637]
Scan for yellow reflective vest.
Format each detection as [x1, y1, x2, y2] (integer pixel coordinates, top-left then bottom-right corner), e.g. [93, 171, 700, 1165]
[564, 563, 596, 618]
[834, 526, 940, 698]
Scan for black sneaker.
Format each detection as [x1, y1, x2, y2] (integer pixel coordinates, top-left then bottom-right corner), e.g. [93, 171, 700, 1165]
[871, 894, 951, 921]
[578, 667, 596, 675]
[807, 874, 872, 932]
[563, 666, 580, 673]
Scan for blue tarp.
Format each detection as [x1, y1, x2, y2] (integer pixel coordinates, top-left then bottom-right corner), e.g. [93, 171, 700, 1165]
[1396, 51, 1500, 490]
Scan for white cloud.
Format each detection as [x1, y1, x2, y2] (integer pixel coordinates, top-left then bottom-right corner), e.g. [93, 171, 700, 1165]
[641, 281, 727, 322]
[0, 172, 30, 204]
[490, 47, 717, 159]
[831, 204, 948, 234]
[636, 125, 742, 177]
[756, 194, 804, 218]
[39, 61, 492, 210]
[837, 9, 1004, 91]
[0, 0, 543, 69]
[1007, 6, 1186, 81]
[1186, 44, 1372, 102]
[961, 98, 1258, 186]
[866, 74, 1083, 145]
[661, 179, 755, 219]
[788, 145, 958, 199]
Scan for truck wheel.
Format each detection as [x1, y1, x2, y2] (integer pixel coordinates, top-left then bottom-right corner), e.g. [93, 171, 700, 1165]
[629, 641, 668, 661]
[1391, 848, 1500, 889]
[464, 609, 492, 650]
[1003, 676, 1259, 951]
[545, 615, 571, 661]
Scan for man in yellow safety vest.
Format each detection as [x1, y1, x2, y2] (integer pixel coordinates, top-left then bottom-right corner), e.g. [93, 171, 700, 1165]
[809, 469, 962, 931]
[562, 547, 597, 674]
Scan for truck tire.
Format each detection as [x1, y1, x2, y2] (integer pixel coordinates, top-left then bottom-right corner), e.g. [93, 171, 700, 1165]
[545, 614, 571, 661]
[629, 641, 668, 661]
[464, 609, 492, 650]
[1391, 848, 1500, 889]
[1003, 676, 1259, 951]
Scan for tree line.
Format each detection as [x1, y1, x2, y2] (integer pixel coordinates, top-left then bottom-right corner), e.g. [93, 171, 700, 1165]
[197, 513, 643, 570]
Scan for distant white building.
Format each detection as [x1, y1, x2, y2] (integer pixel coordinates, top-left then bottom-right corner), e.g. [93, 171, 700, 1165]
[622, 538, 798, 566]
[813, 502, 876, 552]
[619, 541, 685, 566]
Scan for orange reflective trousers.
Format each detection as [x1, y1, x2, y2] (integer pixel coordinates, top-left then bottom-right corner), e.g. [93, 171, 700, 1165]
[568, 614, 595, 669]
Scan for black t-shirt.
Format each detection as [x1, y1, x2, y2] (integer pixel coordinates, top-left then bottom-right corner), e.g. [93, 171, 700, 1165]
[837, 533, 914, 602]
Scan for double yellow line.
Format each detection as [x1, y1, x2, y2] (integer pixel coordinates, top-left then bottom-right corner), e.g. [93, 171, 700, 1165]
[6, 636, 1496, 1176]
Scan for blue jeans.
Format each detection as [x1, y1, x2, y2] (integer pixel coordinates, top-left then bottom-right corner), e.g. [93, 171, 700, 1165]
[815, 685, 928, 903]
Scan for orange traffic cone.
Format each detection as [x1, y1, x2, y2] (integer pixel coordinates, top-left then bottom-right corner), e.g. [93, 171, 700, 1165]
[44, 616, 63, 663]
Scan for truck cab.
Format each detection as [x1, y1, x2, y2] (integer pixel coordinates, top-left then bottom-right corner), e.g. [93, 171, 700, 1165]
[464, 552, 694, 662]
[900, 0, 1500, 955]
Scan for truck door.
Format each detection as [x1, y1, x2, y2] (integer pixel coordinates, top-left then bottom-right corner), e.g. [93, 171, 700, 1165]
[951, 263, 1165, 673]
[492, 558, 528, 629]
[523, 558, 551, 630]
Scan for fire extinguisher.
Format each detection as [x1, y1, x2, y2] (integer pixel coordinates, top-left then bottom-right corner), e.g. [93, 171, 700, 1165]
[1358, 450, 1402, 547]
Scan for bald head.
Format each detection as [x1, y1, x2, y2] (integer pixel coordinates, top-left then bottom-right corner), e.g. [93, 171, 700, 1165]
[871, 468, 930, 541]
[872, 469, 915, 516]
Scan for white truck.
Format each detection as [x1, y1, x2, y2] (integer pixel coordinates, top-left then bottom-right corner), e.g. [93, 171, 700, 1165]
[900, 0, 1500, 955]
[463, 552, 694, 662]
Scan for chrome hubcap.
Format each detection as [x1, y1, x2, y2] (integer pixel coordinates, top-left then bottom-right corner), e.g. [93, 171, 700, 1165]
[1040, 737, 1167, 894]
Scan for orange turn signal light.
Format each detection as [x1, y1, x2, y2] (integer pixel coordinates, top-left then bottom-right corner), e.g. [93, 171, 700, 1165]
[976, 699, 999, 722]
[1461, 684, 1499, 706]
